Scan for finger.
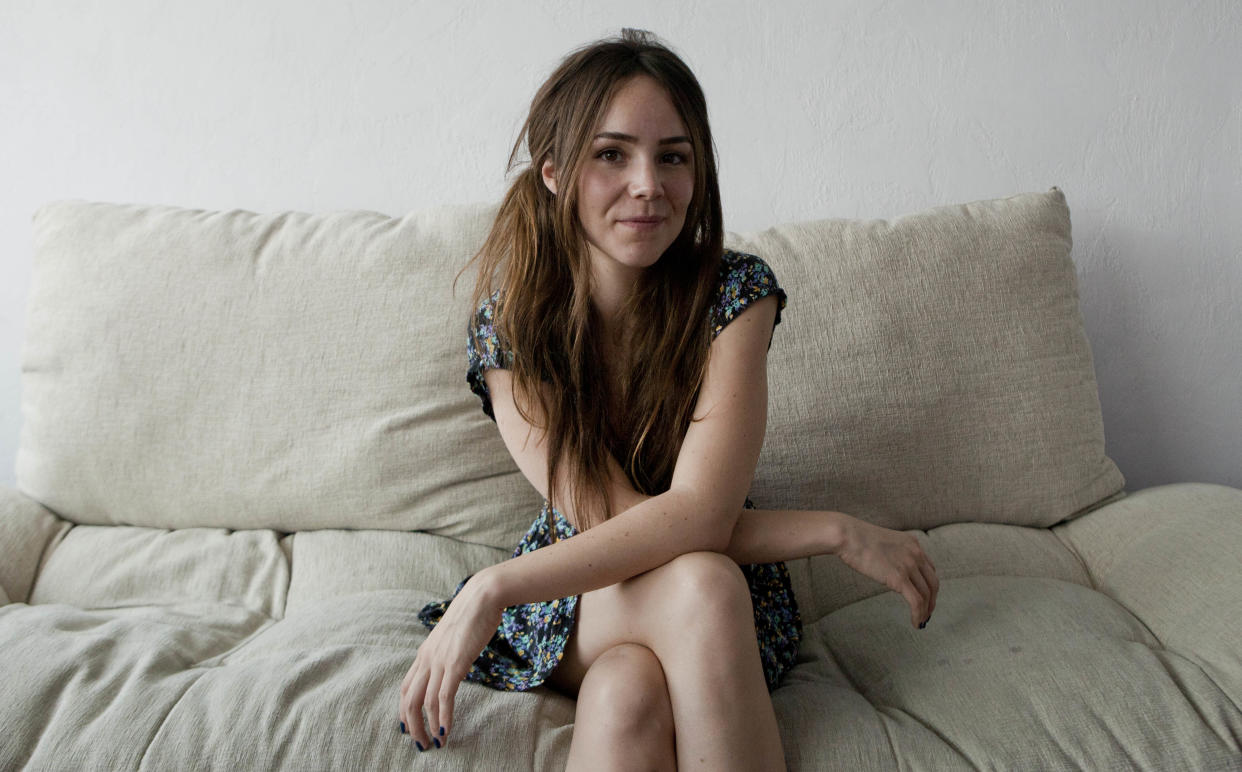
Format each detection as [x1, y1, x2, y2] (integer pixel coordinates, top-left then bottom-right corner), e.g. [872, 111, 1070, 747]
[915, 535, 935, 573]
[437, 670, 460, 747]
[399, 672, 415, 733]
[397, 683, 407, 731]
[401, 664, 416, 696]
[895, 578, 923, 628]
[403, 668, 430, 749]
[922, 558, 939, 616]
[423, 668, 444, 749]
[907, 567, 931, 626]
[410, 691, 433, 752]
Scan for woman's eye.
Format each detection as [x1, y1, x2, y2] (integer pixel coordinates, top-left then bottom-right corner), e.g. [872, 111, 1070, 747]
[662, 152, 688, 165]
[598, 149, 622, 162]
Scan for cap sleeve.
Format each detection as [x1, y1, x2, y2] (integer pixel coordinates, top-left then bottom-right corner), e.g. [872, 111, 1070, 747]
[710, 250, 787, 342]
[466, 291, 514, 421]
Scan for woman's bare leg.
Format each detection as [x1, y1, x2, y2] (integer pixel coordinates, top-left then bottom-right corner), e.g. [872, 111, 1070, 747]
[545, 551, 786, 771]
[555, 643, 676, 772]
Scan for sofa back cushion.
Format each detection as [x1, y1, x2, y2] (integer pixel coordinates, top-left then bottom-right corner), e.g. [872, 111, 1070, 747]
[20, 200, 541, 549]
[19, 190, 1123, 542]
[726, 188, 1124, 529]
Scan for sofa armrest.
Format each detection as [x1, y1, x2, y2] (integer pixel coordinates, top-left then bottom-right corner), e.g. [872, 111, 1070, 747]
[1052, 483, 1242, 677]
[0, 486, 71, 605]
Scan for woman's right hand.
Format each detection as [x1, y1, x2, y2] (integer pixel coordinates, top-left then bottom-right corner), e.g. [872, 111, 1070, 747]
[398, 572, 503, 751]
[835, 515, 939, 629]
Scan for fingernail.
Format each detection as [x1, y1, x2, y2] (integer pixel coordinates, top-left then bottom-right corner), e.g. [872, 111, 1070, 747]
[439, 726, 445, 737]
[433, 738, 441, 749]
[920, 619, 929, 629]
[399, 721, 407, 734]
[415, 741, 424, 752]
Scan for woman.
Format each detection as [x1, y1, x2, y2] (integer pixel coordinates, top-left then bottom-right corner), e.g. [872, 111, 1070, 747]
[398, 29, 939, 770]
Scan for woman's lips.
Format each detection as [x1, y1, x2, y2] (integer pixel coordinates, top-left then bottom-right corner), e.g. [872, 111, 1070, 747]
[618, 216, 665, 231]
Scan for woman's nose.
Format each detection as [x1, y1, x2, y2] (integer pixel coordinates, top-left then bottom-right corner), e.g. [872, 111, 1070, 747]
[627, 160, 663, 198]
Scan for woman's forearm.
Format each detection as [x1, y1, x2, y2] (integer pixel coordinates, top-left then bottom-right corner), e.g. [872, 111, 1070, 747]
[478, 488, 725, 610]
[721, 508, 850, 565]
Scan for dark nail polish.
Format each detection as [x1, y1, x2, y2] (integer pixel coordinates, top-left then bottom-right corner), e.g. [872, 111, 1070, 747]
[439, 726, 445, 737]
[415, 741, 424, 752]
[433, 738, 441, 749]
[399, 721, 406, 734]
[919, 620, 927, 629]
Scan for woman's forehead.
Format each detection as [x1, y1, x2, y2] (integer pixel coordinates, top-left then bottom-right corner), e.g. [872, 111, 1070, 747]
[593, 76, 689, 140]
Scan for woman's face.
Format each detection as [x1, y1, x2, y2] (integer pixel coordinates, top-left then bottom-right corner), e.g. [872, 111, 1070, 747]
[543, 75, 695, 282]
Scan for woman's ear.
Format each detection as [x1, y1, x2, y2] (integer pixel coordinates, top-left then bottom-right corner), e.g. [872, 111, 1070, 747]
[540, 159, 558, 195]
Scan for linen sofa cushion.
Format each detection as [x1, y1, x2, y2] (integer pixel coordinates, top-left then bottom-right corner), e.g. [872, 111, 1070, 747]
[0, 486, 69, 604]
[780, 571, 1241, 770]
[0, 591, 577, 770]
[27, 525, 291, 617]
[21, 191, 1123, 546]
[787, 518, 1093, 627]
[0, 600, 273, 770]
[1053, 481, 1242, 708]
[19, 200, 540, 548]
[725, 188, 1125, 531]
[3, 484, 1237, 769]
[283, 529, 508, 617]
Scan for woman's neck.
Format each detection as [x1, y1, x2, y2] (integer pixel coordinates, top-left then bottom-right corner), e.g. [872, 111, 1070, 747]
[588, 254, 645, 336]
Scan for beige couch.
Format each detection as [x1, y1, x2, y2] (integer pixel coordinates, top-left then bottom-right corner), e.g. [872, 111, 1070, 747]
[2, 189, 1240, 770]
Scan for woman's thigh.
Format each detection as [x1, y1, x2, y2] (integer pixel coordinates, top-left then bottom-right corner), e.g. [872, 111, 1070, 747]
[545, 550, 750, 698]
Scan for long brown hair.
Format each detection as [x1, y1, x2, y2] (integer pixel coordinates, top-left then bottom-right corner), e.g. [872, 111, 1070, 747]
[463, 29, 724, 538]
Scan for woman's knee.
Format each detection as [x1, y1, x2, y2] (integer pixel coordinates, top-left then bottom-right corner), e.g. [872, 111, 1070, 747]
[576, 643, 675, 737]
[662, 551, 752, 613]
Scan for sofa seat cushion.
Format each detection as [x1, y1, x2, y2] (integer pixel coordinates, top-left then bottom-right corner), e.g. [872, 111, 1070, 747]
[1, 485, 1236, 769]
[1053, 482, 1242, 705]
[5, 561, 1239, 768]
[775, 573, 1242, 770]
[0, 600, 272, 770]
[0, 593, 578, 770]
[789, 517, 1095, 626]
[139, 591, 577, 769]
[28, 525, 291, 618]
[283, 529, 508, 617]
[0, 487, 69, 604]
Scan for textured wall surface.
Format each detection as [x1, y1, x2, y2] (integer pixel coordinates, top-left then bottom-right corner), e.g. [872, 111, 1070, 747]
[2, 0, 1239, 492]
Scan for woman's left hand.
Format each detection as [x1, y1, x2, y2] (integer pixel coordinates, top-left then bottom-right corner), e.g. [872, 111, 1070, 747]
[836, 516, 939, 629]
[398, 573, 503, 751]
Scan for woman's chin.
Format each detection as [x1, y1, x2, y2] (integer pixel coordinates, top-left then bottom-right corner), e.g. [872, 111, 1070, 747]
[590, 243, 671, 274]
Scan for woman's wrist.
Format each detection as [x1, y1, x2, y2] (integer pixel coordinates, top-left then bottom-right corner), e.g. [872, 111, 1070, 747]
[823, 509, 854, 555]
[466, 565, 511, 611]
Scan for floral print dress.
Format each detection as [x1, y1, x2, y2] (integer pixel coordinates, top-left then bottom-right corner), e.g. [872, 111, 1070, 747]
[417, 250, 802, 693]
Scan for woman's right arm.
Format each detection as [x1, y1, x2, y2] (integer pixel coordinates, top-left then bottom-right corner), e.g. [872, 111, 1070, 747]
[478, 368, 699, 609]
[486, 368, 650, 525]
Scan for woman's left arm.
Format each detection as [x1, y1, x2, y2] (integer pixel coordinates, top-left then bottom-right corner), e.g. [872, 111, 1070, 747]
[723, 506, 939, 628]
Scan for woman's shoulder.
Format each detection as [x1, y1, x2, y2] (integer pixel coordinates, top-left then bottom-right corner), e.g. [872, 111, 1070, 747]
[718, 247, 773, 273]
[471, 288, 504, 322]
[710, 249, 787, 339]
[466, 289, 513, 421]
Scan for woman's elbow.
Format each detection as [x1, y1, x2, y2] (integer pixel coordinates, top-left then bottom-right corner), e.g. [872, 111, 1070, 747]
[670, 489, 741, 553]
[709, 506, 742, 553]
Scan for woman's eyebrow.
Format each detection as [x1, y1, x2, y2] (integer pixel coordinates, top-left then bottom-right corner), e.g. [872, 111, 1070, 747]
[593, 131, 692, 145]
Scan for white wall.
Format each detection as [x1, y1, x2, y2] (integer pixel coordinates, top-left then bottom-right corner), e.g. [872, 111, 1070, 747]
[3, 0, 1239, 493]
